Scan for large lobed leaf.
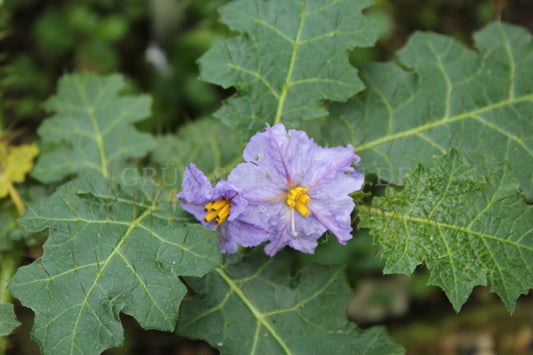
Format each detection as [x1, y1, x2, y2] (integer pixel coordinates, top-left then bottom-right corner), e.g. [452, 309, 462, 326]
[308, 22, 533, 200]
[359, 150, 533, 312]
[9, 174, 221, 354]
[176, 250, 404, 355]
[200, 0, 386, 135]
[32, 73, 156, 183]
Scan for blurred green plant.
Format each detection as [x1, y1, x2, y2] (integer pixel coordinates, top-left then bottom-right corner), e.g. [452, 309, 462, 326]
[2, 0, 230, 133]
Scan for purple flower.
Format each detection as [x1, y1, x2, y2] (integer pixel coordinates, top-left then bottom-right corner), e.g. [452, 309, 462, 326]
[177, 163, 268, 253]
[228, 124, 364, 256]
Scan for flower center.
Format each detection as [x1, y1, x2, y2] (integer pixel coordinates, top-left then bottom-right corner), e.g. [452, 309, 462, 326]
[204, 199, 231, 225]
[286, 187, 310, 217]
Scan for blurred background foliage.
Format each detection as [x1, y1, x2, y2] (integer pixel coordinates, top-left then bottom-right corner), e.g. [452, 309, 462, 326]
[2, 0, 533, 354]
[4, 0, 532, 138]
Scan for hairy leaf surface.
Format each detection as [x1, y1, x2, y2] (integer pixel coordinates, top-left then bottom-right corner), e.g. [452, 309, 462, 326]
[32, 73, 156, 183]
[308, 22, 533, 200]
[200, 0, 386, 135]
[176, 250, 404, 355]
[360, 150, 533, 312]
[9, 174, 221, 354]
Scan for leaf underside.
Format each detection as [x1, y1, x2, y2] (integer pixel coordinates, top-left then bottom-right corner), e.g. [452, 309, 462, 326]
[176, 250, 404, 355]
[200, 0, 386, 135]
[360, 150, 533, 312]
[32, 72, 156, 183]
[9, 174, 221, 355]
[308, 22, 533, 201]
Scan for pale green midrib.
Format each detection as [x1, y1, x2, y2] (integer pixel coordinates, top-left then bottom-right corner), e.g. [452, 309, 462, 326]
[354, 93, 533, 153]
[230, 64, 279, 99]
[250, 323, 261, 355]
[367, 208, 533, 252]
[262, 269, 342, 317]
[72, 76, 109, 177]
[471, 114, 533, 156]
[273, 7, 306, 125]
[426, 40, 453, 120]
[89, 110, 109, 178]
[13, 263, 97, 287]
[499, 25, 515, 100]
[24, 216, 217, 261]
[215, 268, 293, 355]
[69, 204, 155, 353]
[436, 223, 459, 303]
[225, 7, 295, 45]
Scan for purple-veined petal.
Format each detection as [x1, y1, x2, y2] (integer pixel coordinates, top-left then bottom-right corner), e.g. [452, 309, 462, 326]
[310, 171, 362, 202]
[262, 202, 326, 256]
[176, 163, 213, 203]
[288, 233, 320, 254]
[177, 163, 214, 228]
[178, 201, 214, 230]
[217, 211, 269, 253]
[306, 144, 362, 190]
[228, 162, 286, 203]
[216, 222, 237, 253]
[307, 196, 354, 244]
[264, 213, 292, 256]
[243, 124, 290, 184]
[243, 124, 320, 186]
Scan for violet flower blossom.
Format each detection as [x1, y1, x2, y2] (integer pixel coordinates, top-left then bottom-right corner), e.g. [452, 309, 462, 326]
[177, 163, 268, 253]
[228, 124, 364, 256]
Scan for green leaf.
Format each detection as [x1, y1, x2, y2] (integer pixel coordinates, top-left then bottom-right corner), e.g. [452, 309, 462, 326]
[176, 250, 404, 355]
[200, 0, 386, 135]
[32, 72, 156, 183]
[0, 186, 50, 251]
[308, 22, 533, 200]
[151, 118, 243, 183]
[0, 213, 20, 252]
[0, 186, 51, 250]
[359, 150, 533, 312]
[9, 174, 222, 355]
[0, 303, 20, 336]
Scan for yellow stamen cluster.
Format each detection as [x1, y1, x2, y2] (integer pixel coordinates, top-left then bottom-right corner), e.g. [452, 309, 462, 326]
[286, 187, 310, 217]
[204, 199, 231, 225]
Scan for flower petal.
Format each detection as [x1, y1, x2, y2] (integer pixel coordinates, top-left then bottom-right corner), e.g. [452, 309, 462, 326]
[307, 196, 354, 244]
[307, 144, 363, 190]
[243, 124, 320, 186]
[177, 163, 215, 226]
[228, 162, 285, 203]
[217, 204, 269, 253]
[262, 202, 326, 256]
[213, 180, 247, 220]
[264, 214, 292, 257]
[177, 163, 213, 203]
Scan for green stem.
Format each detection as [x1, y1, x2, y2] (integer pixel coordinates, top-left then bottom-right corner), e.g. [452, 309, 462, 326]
[0, 95, 5, 135]
[0, 252, 21, 355]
